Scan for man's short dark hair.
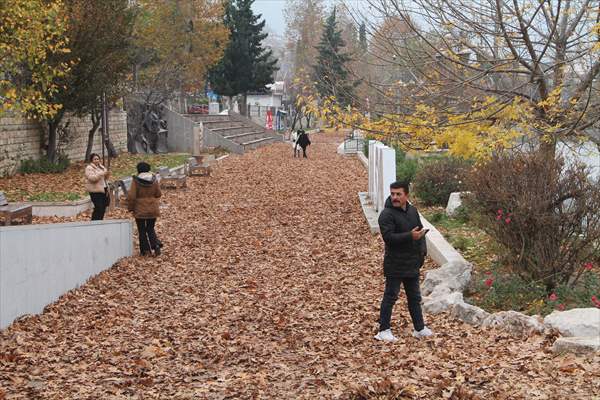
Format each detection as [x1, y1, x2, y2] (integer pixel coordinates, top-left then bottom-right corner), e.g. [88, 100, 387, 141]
[390, 180, 410, 194]
[136, 162, 151, 173]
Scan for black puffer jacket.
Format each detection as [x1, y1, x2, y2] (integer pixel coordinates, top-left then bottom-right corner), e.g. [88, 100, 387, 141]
[378, 196, 427, 278]
[296, 132, 311, 148]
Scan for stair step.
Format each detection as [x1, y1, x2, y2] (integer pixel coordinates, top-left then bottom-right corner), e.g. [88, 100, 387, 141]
[185, 115, 231, 123]
[210, 124, 246, 132]
[224, 130, 265, 140]
[242, 137, 275, 146]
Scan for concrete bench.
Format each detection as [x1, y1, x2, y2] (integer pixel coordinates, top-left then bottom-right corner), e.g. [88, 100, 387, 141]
[158, 167, 187, 189]
[186, 155, 214, 177]
[0, 192, 33, 226]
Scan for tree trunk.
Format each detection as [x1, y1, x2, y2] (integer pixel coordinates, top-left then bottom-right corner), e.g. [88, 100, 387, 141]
[105, 137, 118, 158]
[239, 93, 248, 116]
[46, 109, 65, 163]
[290, 109, 299, 131]
[47, 121, 60, 163]
[85, 111, 102, 162]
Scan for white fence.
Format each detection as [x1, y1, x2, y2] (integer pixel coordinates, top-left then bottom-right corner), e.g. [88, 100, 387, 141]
[0, 219, 133, 329]
[368, 140, 397, 212]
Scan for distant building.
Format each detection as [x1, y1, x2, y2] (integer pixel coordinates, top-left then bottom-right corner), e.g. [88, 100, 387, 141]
[246, 81, 285, 108]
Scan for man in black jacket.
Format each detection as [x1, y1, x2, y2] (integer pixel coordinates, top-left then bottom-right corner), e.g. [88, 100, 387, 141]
[374, 180, 433, 342]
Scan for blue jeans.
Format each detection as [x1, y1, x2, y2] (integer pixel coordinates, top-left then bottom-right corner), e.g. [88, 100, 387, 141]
[379, 276, 425, 331]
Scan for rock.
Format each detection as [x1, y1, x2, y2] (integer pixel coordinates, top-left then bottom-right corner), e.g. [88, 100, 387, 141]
[422, 260, 472, 296]
[450, 302, 490, 326]
[482, 311, 545, 335]
[446, 192, 468, 216]
[426, 284, 452, 299]
[552, 336, 600, 354]
[544, 308, 600, 337]
[423, 292, 464, 314]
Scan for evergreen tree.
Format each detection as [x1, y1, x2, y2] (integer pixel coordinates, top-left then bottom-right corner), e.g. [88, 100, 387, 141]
[313, 8, 354, 107]
[210, 0, 278, 115]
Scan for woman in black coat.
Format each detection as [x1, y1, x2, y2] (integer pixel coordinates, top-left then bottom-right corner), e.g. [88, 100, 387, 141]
[295, 129, 311, 158]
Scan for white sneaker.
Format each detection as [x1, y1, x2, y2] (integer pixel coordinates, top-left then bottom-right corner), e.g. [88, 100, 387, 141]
[412, 326, 434, 338]
[374, 329, 398, 342]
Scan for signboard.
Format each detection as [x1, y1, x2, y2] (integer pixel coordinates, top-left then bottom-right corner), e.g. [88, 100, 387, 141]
[266, 109, 273, 130]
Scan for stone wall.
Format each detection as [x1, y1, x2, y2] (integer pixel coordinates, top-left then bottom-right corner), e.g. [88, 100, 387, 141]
[0, 109, 128, 176]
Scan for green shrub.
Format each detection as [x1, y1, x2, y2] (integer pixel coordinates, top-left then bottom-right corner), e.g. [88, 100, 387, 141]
[449, 235, 475, 251]
[466, 272, 547, 313]
[453, 204, 472, 223]
[413, 156, 471, 206]
[428, 211, 446, 223]
[466, 267, 600, 316]
[393, 147, 419, 183]
[19, 154, 70, 174]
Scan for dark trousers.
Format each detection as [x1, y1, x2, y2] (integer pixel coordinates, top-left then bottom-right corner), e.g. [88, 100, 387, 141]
[379, 276, 425, 332]
[136, 218, 158, 254]
[89, 192, 107, 221]
[294, 145, 307, 158]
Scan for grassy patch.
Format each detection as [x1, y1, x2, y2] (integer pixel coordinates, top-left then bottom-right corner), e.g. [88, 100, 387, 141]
[27, 192, 83, 202]
[0, 152, 192, 202]
[421, 207, 496, 271]
[110, 153, 191, 179]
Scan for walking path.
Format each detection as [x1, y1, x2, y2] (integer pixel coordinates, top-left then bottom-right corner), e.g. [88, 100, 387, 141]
[1, 134, 597, 398]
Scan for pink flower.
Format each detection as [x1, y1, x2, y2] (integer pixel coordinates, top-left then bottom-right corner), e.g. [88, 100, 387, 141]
[497, 209, 503, 215]
[505, 217, 511, 224]
[485, 271, 492, 275]
[484, 278, 493, 287]
[584, 262, 593, 271]
[496, 215, 502, 221]
[548, 293, 558, 301]
[592, 295, 598, 303]
[557, 304, 566, 311]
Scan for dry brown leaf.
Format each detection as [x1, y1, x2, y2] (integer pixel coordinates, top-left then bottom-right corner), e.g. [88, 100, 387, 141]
[0, 135, 597, 398]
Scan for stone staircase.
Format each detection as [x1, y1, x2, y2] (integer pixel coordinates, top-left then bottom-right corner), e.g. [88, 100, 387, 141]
[184, 112, 283, 154]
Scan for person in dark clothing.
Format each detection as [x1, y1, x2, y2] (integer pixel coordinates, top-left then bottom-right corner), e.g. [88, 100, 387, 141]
[295, 129, 311, 158]
[127, 162, 162, 256]
[374, 180, 433, 342]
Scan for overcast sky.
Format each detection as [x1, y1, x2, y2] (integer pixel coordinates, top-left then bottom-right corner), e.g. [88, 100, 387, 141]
[252, 0, 287, 36]
[252, 0, 370, 36]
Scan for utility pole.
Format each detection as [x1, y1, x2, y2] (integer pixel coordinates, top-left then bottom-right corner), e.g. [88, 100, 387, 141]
[101, 92, 110, 169]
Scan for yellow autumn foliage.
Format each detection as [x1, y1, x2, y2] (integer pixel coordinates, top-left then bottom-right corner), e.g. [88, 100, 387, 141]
[296, 84, 539, 160]
[134, 0, 229, 92]
[0, 0, 70, 119]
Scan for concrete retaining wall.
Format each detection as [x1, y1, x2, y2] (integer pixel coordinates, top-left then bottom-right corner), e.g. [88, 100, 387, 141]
[165, 108, 198, 154]
[0, 219, 133, 329]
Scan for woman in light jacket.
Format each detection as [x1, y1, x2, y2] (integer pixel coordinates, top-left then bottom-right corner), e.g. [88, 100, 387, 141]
[84, 153, 110, 220]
